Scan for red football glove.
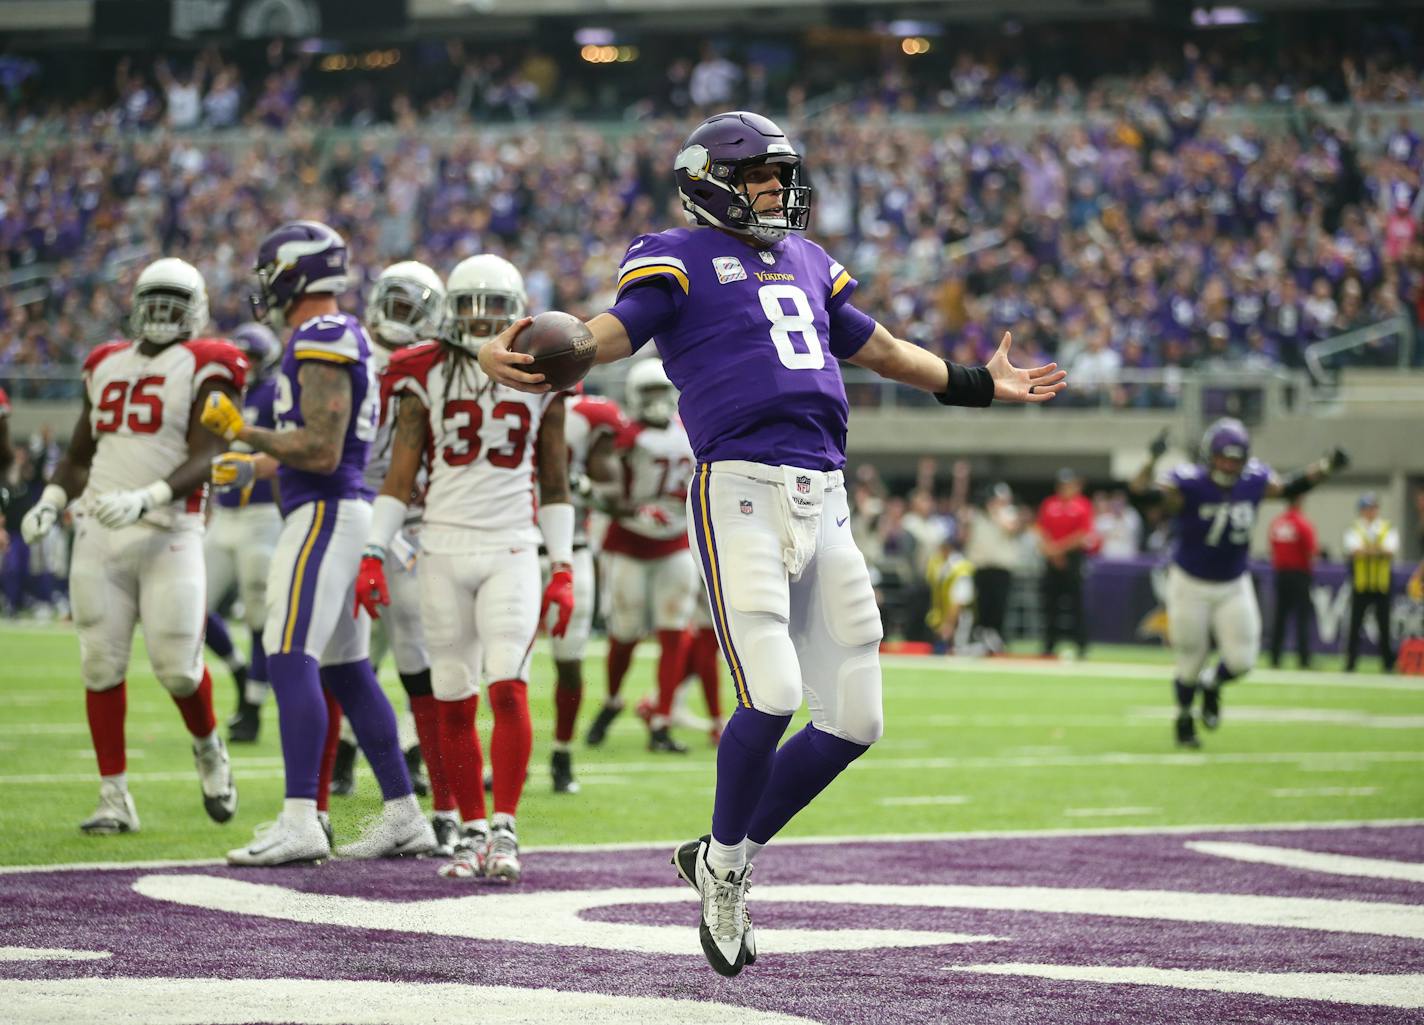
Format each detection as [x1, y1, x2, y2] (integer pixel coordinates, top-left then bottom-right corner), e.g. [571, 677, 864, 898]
[541, 562, 575, 638]
[353, 552, 390, 620]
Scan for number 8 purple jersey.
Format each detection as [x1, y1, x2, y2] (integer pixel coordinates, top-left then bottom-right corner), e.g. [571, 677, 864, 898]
[612, 227, 872, 472]
[1159, 459, 1275, 581]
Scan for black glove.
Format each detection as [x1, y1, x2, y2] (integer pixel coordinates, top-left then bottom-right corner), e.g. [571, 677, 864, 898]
[1329, 446, 1350, 471]
[1149, 429, 1169, 460]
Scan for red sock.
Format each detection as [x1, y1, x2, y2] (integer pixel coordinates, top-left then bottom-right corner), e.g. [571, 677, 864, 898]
[655, 629, 691, 718]
[410, 694, 454, 814]
[437, 694, 486, 823]
[606, 639, 636, 700]
[488, 679, 532, 817]
[171, 667, 217, 739]
[316, 689, 342, 813]
[694, 628, 722, 720]
[86, 681, 127, 777]
[554, 683, 581, 745]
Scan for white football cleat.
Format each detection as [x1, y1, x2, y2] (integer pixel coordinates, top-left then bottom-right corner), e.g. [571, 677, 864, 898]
[677, 836, 749, 977]
[437, 824, 489, 880]
[674, 835, 755, 969]
[80, 782, 140, 835]
[193, 736, 238, 823]
[227, 811, 330, 866]
[336, 797, 437, 859]
[484, 823, 522, 883]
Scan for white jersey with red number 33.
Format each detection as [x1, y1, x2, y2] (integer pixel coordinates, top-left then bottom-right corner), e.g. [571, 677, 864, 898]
[81, 338, 248, 528]
[386, 342, 555, 547]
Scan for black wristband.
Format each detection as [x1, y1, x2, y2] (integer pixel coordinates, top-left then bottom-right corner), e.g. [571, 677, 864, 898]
[1280, 470, 1318, 499]
[935, 361, 994, 407]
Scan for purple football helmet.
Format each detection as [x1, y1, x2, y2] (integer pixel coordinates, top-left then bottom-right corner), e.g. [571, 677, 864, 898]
[674, 111, 812, 244]
[1201, 417, 1250, 485]
[230, 322, 281, 378]
[250, 220, 349, 329]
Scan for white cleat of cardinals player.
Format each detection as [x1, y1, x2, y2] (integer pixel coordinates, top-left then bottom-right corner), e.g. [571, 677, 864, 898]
[79, 781, 140, 835]
[437, 824, 490, 880]
[227, 811, 330, 867]
[193, 735, 238, 824]
[336, 795, 437, 859]
[484, 823, 522, 883]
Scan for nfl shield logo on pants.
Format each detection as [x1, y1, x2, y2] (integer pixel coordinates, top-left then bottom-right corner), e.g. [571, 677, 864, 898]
[739, 499, 753, 515]
[795, 475, 811, 495]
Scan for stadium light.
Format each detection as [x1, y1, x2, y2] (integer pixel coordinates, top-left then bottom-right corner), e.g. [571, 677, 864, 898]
[900, 37, 931, 56]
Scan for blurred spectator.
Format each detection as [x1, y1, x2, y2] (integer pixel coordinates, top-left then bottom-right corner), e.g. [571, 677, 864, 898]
[1094, 489, 1142, 558]
[1344, 492, 1399, 671]
[1037, 468, 1096, 657]
[689, 43, 742, 110]
[965, 482, 1023, 646]
[1268, 495, 1317, 669]
[926, 538, 976, 654]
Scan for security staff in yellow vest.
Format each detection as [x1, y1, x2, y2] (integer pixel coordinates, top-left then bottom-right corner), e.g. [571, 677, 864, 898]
[1343, 492, 1399, 672]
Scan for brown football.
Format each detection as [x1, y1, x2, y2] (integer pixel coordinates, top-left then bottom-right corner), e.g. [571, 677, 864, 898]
[513, 311, 596, 392]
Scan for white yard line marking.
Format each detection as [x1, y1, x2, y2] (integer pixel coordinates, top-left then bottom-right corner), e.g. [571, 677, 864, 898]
[3, 750, 1421, 787]
[1063, 807, 1161, 818]
[1187, 841, 1424, 883]
[880, 654, 1424, 692]
[877, 795, 971, 806]
[1128, 706, 1424, 729]
[3, 820, 1419, 874]
[947, 964, 1424, 1010]
[1270, 786, 1380, 798]
[0, 947, 111, 962]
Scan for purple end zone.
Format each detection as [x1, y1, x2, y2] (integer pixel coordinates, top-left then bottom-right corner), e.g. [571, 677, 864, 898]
[1, 825, 1421, 1025]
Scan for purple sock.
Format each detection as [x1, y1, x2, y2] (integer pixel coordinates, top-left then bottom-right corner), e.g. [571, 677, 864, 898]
[746, 723, 869, 846]
[321, 659, 411, 800]
[249, 630, 268, 684]
[266, 651, 327, 799]
[205, 612, 236, 660]
[711, 707, 792, 847]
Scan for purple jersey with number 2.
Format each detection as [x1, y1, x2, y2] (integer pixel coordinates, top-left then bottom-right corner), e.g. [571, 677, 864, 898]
[1160, 459, 1275, 581]
[274, 312, 378, 516]
[611, 227, 866, 472]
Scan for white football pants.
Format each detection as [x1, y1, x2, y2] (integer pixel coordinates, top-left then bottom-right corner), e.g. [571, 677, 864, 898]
[1167, 564, 1262, 682]
[205, 502, 282, 632]
[263, 498, 371, 666]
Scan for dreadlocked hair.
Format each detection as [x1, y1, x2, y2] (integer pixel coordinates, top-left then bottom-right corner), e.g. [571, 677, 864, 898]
[439, 339, 493, 412]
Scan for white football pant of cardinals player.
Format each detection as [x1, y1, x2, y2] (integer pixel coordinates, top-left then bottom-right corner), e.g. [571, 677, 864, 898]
[543, 547, 596, 661]
[686, 461, 884, 745]
[1166, 565, 1262, 683]
[205, 504, 282, 637]
[604, 548, 698, 644]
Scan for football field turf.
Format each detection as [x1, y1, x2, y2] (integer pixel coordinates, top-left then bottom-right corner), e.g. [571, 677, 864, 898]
[1, 621, 1420, 865]
[2, 622, 1422, 1024]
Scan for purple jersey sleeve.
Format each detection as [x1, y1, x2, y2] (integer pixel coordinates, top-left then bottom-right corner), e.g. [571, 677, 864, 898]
[828, 301, 876, 360]
[607, 279, 681, 353]
[615, 235, 691, 307]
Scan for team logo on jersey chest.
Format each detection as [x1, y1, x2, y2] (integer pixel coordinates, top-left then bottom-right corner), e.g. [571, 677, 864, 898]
[758, 250, 777, 265]
[712, 257, 746, 284]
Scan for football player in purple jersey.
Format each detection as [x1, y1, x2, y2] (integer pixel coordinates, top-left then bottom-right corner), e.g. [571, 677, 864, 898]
[1131, 421, 1348, 749]
[476, 111, 1065, 976]
[201, 220, 435, 865]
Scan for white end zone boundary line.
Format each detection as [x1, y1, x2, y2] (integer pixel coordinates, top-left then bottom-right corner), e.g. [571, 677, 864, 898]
[1, 818, 1420, 875]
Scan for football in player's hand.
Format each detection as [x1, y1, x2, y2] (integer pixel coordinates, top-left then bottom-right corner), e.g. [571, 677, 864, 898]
[513, 312, 596, 392]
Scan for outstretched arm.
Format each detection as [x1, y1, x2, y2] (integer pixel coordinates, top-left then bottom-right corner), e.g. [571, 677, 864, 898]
[849, 326, 1066, 404]
[1264, 448, 1349, 500]
[477, 313, 633, 394]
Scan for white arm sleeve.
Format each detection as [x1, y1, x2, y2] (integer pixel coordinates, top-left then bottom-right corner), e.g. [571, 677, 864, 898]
[367, 493, 409, 555]
[539, 502, 575, 565]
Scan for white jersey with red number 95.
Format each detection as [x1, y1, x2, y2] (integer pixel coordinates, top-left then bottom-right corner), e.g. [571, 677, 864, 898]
[81, 338, 247, 528]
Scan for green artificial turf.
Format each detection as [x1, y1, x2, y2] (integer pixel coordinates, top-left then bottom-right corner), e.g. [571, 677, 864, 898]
[1, 623, 1420, 866]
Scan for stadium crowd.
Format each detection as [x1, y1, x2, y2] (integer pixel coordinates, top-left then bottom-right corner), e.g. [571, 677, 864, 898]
[2, 36, 1424, 401]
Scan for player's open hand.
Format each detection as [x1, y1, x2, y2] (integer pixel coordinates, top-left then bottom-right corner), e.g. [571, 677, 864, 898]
[541, 562, 575, 638]
[200, 391, 246, 441]
[986, 332, 1066, 404]
[475, 316, 548, 393]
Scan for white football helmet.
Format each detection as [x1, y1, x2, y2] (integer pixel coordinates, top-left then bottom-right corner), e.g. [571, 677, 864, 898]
[445, 254, 526, 355]
[130, 257, 209, 346]
[625, 358, 677, 428]
[366, 261, 445, 350]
